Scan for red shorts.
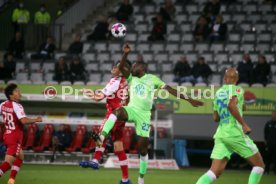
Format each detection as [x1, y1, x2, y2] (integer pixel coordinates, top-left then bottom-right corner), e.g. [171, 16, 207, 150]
[3, 132, 23, 157]
[100, 112, 125, 142]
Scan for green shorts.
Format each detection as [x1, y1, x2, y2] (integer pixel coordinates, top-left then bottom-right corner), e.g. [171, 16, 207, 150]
[211, 135, 259, 160]
[123, 106, 151, 137]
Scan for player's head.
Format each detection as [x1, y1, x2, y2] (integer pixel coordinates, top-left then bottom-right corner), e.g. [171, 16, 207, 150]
[131, 61, 147, 77]
[111, 60, 132, 77]
[224, 67, 239, 85]
[4, 83, 21, 102]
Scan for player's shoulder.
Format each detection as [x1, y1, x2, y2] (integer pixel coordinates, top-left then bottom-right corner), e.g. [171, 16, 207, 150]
[12, 101, 24, 109]
[109, 77, 122, 83]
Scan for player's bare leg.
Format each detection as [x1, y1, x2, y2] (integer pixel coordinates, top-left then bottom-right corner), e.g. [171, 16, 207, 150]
[114, 141, 130, 184]
[7, 150, 24, 184]
[0, 155, 15, 178]
[246, 152, 265, 184]
[196, 159, 228, 184]
[137, 136, 149, 184]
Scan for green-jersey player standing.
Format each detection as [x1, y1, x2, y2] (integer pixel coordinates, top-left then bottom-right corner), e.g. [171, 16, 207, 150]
[196, 68, 265, 184]
[92, 44, 204, 184]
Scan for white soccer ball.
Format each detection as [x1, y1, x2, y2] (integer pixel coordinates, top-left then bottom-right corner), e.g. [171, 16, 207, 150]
[111, 23, 127, 38]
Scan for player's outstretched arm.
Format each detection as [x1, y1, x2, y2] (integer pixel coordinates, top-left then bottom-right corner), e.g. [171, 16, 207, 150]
[118, 44, 131, 78]
[81, 89, 105, 102]
[228, 96, 251, 134]
[163, 85, 204, 107]
[20, 116, 42, 124]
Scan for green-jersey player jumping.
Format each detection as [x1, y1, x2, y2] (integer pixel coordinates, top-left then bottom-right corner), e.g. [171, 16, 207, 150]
[196, 68, 265, 184]
[91, 44, 204, 184]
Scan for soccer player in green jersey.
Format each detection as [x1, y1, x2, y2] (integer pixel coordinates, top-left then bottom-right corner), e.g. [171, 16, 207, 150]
[91, 44, 204, 184]
[196, 68, 265, 184]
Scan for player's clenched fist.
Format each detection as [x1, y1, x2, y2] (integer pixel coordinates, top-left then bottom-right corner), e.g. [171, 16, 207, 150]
[123, 44, 131, 54]
[35, 116, 43, 122]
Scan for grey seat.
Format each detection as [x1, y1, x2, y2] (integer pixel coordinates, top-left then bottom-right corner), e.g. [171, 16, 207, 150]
[86, 62, 99, 72]
[176, 14, 188, 25]
[165, 42, 179, 54]
[137, 42, 150, 53]
[210, 43, 224, 53]
[258, 31, 272, 42]
[108, 42, 121, 53]
[97, 52, 110, 63]
[247, 11, 262, 23]
[169, 53, 182, 64]
[186, 52, 197, 63]
[225, 42, 240, 53]
[89, 73, 101, 83]
[185, 3, 198, 14]
[136, 22, 148, 33]
[45, 73, 54, 82]
[239, 21, 252, 32]
[167, 32, 181, 42]
[180, 41, 194, 52]
[229, 33, 241, 42]
[256, 42, 271, 53]
[124, 32, 137, 42]
[232, 13, 246, 23]
[83, 53, 96, 63]
[16, 72, 28, 82]
[42, 62, 55, 72]
[94, 42, 107, 52]
[162, 74, 174, 83]
[30, 73, 43, 82]
[230, 52, 243, 65]
[201, 51, 213, 63]
[241, 42, 255, 53]
[215, 52, 229, 64]
[195, 43, 209, 54]
[102, 73, 112, 83]
[155, 52, 169, 63]
[151, 43, 165, 54]
[243, 31, 256, 42]
[147, 61, 157, 72]
[16, 62, 26, 72]
[101, 61, 113, 72]
[161, 62, 172, 73]
[254, 21, 267, 33]
[30, 62, 41, 71]
[180, 23, 192, 33]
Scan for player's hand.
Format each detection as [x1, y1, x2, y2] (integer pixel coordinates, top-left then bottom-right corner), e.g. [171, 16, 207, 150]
[242, 124, 252, 134]
[36, 116, 42, 122]
[123, 44, 131, 54]
[81, 88, 95, 99]
[188, 99, 204, 107]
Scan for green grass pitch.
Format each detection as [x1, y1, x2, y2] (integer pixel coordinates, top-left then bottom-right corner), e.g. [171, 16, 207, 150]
[1, 164, 275, 184]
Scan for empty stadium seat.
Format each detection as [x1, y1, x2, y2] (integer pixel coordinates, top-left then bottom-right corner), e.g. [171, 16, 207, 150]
[81, 125, 101, 154]
[165, 42, 179, 54]
[22, 124, 38, 150]
[94, 42, 107, 52]
[66, 125, 87, 153]
[162, 74, 174, 83]
[89, 73, 101, 83]
[30, 73, 43, 82]
[16, 72, 28, 82]
[33, 124, 54, 152]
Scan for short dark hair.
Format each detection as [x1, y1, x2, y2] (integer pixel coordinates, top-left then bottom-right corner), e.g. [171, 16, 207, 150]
[4, 83, 18, 100]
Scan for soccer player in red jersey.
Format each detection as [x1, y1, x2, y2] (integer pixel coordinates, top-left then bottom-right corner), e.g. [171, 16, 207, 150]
[79, 61, 132, 184]
[0, 84, 42, 184]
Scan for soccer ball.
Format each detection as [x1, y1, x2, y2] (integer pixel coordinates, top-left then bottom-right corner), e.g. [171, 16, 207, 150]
[111, 23, 127, 38]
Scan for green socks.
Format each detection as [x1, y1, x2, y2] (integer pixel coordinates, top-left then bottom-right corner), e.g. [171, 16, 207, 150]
[248, 167, 264, 184]
[101, 114, 117, 136]
[139, 154, 148, 178]
[196, 170, 216, 184]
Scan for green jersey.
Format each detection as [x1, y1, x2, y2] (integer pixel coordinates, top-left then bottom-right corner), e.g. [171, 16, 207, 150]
[127, 74, 166, 111]
[213, 84, 244, 138]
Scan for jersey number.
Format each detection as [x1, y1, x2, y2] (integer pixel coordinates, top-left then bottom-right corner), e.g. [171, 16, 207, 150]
[142, 123, 150, 131]
[2, 112, 16, 130]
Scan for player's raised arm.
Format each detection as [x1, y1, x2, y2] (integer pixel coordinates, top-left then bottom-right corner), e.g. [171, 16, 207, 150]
[118, 44, 131, 78]
[228, 96, 251, 134]
[20, 117, 42, 124]
[163, 85, 204, 107]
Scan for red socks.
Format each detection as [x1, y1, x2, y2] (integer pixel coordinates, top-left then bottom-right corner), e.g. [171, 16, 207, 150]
[93, 140, 107, 161]
[10, 158, 23, 179]
[0, 162, 11, 177]
[116, 150, 128, 180]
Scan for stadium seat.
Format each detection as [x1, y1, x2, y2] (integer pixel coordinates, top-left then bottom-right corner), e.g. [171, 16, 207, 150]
[147, 61, 158, 73]
[81, 125, 101, 154]
[162, 74, 174, 83]
[180, 41, 194, 53]
[30, 62, 41, 72]
[195, 82, 207, 87]
[241, 42, 255, 53]
[0, 80, 5, 84]
[169, 52, 182, 63]
[46, 81, 58, 85]
[124, 32, 137, 42]
[30, 73, 44, 82]
[123, 127, 135, 153]
[232, 12, 246, 23]
[154, 52, 169, 63]
[209, 63, 217, 72]
[22, 124, 39, 150]
[66, 125, 87, 153]
[186, 3, 198, 14]
[181, 32, 194, 42]
[266, 83, 276, 87]
[195, 42, 209, 54]
[33, 81, 45, 85]
[60, 81, 71, 85]
[136, 42, 150, 53]
[33, 124, 54, 152]
[243, 31, 256, 42]
[181, 82, 193, 87]
[167, 32, 181, 42]
[218, 63, 232, 72]
[7, 80, 18, 84]
[259, 4, 272, 13]
[101, 61, 113, 72]
[83, 53, 96, 63]
[16, 61, 26, 72]
[258, 31, 272, 42]
[94, 42, 107, 52]
[108, 42, 121, 53]
[180, 22, 192, 33]
[102, 73, 112, 83]
[165, 42, 179, 54]
[225, 42, 240, 54]
[16, 72, 28, 82]
[201, 51, 213, 63]
[136, 22, 148, 33]
[19, 80, 32, 84]
[210, 43, 224, 54]
[251, 83, 263, 87]
[45, 73, 55, 82]
[86, 62, 99, 72]
[97, 52, 110, 63]
[186, 52, 198, 63]
[82, 43, 91, 54]
[42, 62, 55, 72]
[263, 12, 275, 23]
[214, 52, 229, 64]
[254, 21, 267, 33]
[151, 43, 165, 54]
[256, 42, 271, 53]
[74, 81, 85, 85]
[89, 73, 102, 84]
[239, 21, 252, 32]
[229, 32, 241, 42]
[175, 14, 188, 25]
[239, 83, 250, 87]
[230, 52, 243, 64]
[167, 22, 176, 33]
[161, 62, 173, 72]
